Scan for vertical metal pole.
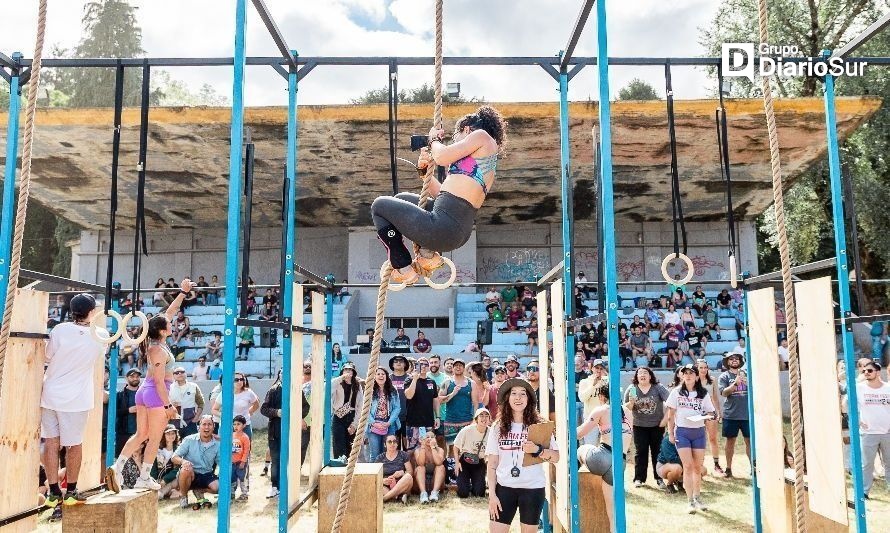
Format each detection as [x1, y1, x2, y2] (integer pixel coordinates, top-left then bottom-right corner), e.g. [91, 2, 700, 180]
[0, 56, 22, 318]
[277, 53, 298, 533]
[842, 166, 866, 315]
[324, 289, 334, 466]
[596, 1, 626, 531]
[218, 0, 247, 530]
[742, 290, 763, 533]
[823, 55, 868, 533]
[557, 70, 580, 533]
[104, 297, 121, 467]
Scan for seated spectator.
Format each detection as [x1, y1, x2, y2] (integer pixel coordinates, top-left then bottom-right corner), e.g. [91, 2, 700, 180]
[237, 326, 254, 360]
[500, 284, 519, 307]
[505, 302, 524, 331]
[685, 325, 707, 360]
[775, 303, 787, 341]
[337, 281, 350, 303]
[413, 331, 432, 354]
[629, 326, 652, 368]
[576, 271, 591, 298]
[413, 429, 446, 504]
[645, 303, 662, 333]
[195, 276, 210, 305]
[205, 332, 222, 361]
[488, 305, 504, 322]
[521, 286, 536, 315]
[731, 287, 744, 306]
[208, 360, 223, 381]
[655, 429, 683, 493]
[260, 301, 277, 322]
[170, 310, 191, 360]
[661, 325, 683, 368]
[153, 278, 169, 306]
[734, 303, 746, 339]
[192, 356, 210, 381]
[154, 425, 182, 500]
[207, 275, 221, 305]
[716, 288, 733, 314]
[181, 285, 198, 309]
[231, 415, 251, 500]
[690, 286, 707, 315]
[618, 329, 634, 369]
[264, 288, 279, 310]
[172, 416, 220, 509]
[392, 327, 411, 347]
[629, 315, 646, 334]
[670, 283, 687, 306]
[729, 338, 746, 357]
[662, 304, 681, 329]
[574, 287, 589, 318]
[453, 408, 490, 498]
[702, 304, 720, 340]
[680, 306, 695, 328]
[525, 318, 538, 355]
[246, 287, 257, 314]
[485, 287, 502, 311]
[375, 436, 413, 503]
[465, 340, 481, 353]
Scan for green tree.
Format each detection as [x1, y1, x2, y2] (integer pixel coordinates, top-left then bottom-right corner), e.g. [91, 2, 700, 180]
[151, 70, 229, 107]
[700, 0, 890, 305]
[617, 78, 660, 100]
[350, 82, 476, 104]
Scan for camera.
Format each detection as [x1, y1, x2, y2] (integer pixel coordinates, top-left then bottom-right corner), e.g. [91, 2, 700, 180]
[410, 134, 429, 152]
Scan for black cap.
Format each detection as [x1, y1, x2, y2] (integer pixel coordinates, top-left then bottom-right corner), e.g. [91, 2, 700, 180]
[70, 293, 96, 317]
[125, 368, 143, 377]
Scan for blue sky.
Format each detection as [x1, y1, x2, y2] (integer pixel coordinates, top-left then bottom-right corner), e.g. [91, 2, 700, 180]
[2, 0, 722, 105]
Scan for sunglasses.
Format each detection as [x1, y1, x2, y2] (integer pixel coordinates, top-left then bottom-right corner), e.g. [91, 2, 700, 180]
[864, 369, 876, 374]
[385, 439, 398, 444]
[173, 371, 185, 375]
[419, 363, 429, 367]
[680, 369, 696, 374]
[526, 366, 539, 372]
[234, 377, 245, 382]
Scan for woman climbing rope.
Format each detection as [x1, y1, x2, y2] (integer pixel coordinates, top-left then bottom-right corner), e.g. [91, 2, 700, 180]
[371, 105, 507, 285]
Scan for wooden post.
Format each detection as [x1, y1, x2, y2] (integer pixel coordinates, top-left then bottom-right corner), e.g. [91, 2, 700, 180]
[318, 464, 382, 533]
[62, 489, 157, 533]
[0, 289, 48, 533]
[550, 279, 570, 531]
[307, 291, 326, 483]
[287, 283, 304, 529]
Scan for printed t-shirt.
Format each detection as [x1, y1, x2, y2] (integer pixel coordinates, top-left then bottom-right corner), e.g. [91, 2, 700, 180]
[404, 375, 437, 427]
[390, 373, 408, 420]
[42, 322, 107, 412]
[623, 384, 669, 427]
[232, 432, 251, 463]
[485, 422, 558, 489]
[718, 371, 749, 420]
[665, 386, 716, 428]
[856, 382, 890, 434]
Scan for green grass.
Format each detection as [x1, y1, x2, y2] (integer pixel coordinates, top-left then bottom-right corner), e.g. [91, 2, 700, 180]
[37, 428, 890, 532]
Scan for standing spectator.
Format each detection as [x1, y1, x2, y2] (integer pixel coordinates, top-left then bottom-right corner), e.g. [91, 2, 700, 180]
[655, 431, 683, 493]
[444, 357, 455, 379]
[192, 356, 210, 381]
[301, 363, 312, 462]
[573, 354, 591, 425]
[778, 338, 790, 370]
[526, 360, 556, 422]
[426, 355, 448, 446]
[481, 354, 494, 382]
[206, 275, 221, 305]
[389, 355, 410, 446]
[169, 366, 205, 439]
[486, 378, 558, 530]
[261, 369, 283, 499]
[775, 303, 787, 340]
[697, 359, 724, 475]
[195, 276, 210, 305]
[870, 311, 887, 363]
[629, 326, 651, 368]
[733, 303, 746, 340]
[719, 352, 750, 478]
[440, 359, 474, 451]
[685, 325, 707, 361]
[375, 436, 414, 504]
[404, 357, 440, 451]
[577, 381, 632, 532]
[332, 343, 344, 363]
[237, 326, 255, 361]
[624, 367, 669, 489]
[453, 408, 491, 498]
[853, 360, 890, 497]
[41, 294, 106, 508]
[666, 364, 717, 514]
[115, 369, 142, 454]
[414, 428, 447, 504]
[503, 355, 520, 380]
[331, 362, 362, 460]
[366, 367, 401, 461]
[690, 285, 707, 315]
[716, 288, 733, 314]
[413, 331, 432, 354]
[204, 332, 222, 361]
[211, 372, 259, 439]
[391, 327, 411, 347]
[231, 415, 251, 500]
[578, 359, 609, 445]
[172, 416, 221, 509]
[487, 366, 507, 419]
[466, 361, 491, 411]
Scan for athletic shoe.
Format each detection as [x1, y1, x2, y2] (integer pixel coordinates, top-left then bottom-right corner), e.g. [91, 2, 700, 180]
[63, 491, 88, 506]
[414, 253, 444, 275]
[105, 465, 123, 494]
[656, 480, 666, 490]
[687, 502, 697, 514]
[634, 480, 644, 488]
[48, 506, 63, 522]
[419, 491, 429, 504]
[237, 494, 249, 501]
[694, 497, 709, 511]
[667, 483, 678, 494]
[45, 494, 62, 508]
[180, 497, 190, 509]
[713, 463, 724, 475]
[401, 493, 408, 505]
[390, 266, 419, 286]
[429, 490, 439, 502]
[266, 487, 280, 499]
[133, 476, 161, 490]
[676, 481, 684, 492]
[723, 468, 733, 479]
[261, 464, 269, 476]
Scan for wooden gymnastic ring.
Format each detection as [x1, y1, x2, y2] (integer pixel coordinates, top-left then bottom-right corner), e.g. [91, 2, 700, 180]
[423, 256, 457, 290]
[661, 253, 694, 286]
[729, 253, 738, 289]
[382, 262, 408, 292]
[120, 311, 150, 345]
[90, 309, 124, 344]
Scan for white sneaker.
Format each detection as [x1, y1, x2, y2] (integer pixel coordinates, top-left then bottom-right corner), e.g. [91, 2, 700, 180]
[429, 490, 439, 502]
[266, 487, 280, 499]
[419, 492, 429, 504]
[687, 501, 697, 514]
[694, 497, 708, 511]
[634, 480, 644, 488]
[134, 476, 161, 490]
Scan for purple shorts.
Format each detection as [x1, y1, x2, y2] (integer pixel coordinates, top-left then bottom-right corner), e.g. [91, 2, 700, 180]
[135, 380, 172, 408]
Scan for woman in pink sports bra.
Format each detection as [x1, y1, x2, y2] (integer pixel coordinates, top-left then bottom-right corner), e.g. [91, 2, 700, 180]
[107, 278, 194, 492]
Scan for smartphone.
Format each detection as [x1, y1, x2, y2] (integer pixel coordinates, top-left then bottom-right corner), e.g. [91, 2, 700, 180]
[418, 427, 427, 439]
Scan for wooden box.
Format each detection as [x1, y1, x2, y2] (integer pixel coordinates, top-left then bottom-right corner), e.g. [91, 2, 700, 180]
[579, 467, 611, 533]
[62, 489, 157, 533]
[318, 463, 383, 533]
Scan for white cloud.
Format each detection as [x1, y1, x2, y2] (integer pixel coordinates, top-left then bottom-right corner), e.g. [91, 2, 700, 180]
[1, 0, 721, 105]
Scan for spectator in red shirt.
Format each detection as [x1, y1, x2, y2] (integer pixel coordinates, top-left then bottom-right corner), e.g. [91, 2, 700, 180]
[505, 302, 524, 331]
[413, 331, 432, 354]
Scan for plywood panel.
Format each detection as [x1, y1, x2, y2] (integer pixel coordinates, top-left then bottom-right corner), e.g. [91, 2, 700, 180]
[0, 289, 49, 533]
[748, 287, 789, 533]
[550, 279, 570, 532]
[536, 288, 557, 528]
[307, 291, 326, 485]
[79, 347, 105, 490]
[287, 284, 304, 530]
[317, 464, 383, 533]
[795, 277, 849, 526]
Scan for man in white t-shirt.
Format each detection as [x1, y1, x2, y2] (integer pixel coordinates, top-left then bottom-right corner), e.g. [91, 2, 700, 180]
[777, 338, 789, 370]
[730, 338, 746, 357]
[41, 293, 107, 508]
[169, 367, 205, 438]
[854, 360, 890, 497]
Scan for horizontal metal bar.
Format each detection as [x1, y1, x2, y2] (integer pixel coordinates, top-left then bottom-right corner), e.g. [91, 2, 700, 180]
[293, 264, 333, 289]
[561, 0, 596, 72]
[743, 257, 837, 285]
[565, 313, 607, 328]
[0, 69, 10, 83]
[293, 325, 326, 336]
[250, 0, 298, 70]
[288, 482, 319, 519]
[0, 506, 44, 527]
[21, 269, 106, 292]
[834, 12, 890, 59]
[0, 52, 14, 68]
[236, 318, 289, 330]
[843, 313, 890, 325]
[537, 261, 566, 287]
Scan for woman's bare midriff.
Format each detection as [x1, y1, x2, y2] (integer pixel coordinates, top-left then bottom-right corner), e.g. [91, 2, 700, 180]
[439, 172, 494, 209]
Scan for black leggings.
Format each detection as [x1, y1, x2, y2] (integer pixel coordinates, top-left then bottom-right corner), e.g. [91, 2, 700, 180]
[633, 425, 665, 482]
[332, 413, 356, 459]
[371, 192, 476, 253]
[456, 458, 486, 497]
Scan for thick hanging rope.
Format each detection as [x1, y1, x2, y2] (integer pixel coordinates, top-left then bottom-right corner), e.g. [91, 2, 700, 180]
[755, 1, 806, 530]
[0, 0, 48, 390]
[331, 2, 444, 530]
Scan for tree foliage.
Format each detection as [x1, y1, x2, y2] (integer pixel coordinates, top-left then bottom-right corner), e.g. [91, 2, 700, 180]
[617, 78, 660, 101]
[350, 82, 478, 104]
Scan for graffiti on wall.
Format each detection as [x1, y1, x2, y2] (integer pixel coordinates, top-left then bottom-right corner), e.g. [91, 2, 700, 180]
[353, 263, 476, 284]
[478, 249, 551, 282]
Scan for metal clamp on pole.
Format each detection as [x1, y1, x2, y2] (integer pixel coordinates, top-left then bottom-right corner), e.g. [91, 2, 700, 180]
[293, 264, 334, 290]
[292, 325, 326, 336]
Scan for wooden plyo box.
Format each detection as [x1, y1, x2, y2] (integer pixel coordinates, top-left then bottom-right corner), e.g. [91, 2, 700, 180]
[784, 482, 848, 533]
[318, 464, 383, 533]
[579, 467, 611, 533]
[62, 489, 157, 533]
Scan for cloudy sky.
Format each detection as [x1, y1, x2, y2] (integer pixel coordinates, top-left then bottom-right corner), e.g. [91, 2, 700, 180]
[2, 0, 721, 105]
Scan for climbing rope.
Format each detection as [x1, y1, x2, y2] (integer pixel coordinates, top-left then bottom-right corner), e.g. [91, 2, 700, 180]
[0, 0, 48, 390]
[330, 2, 444, 530]
[755, 0, 806, 530]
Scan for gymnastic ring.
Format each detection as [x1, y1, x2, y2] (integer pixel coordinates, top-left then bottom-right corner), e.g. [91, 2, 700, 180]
[120, 311, 150, 345]
[661, 253, 694, 286]
[381, 261, 408, 292]
[729, 253, 738, 289]
[423, 256, 457, 290]
[89, 309, 124, 344]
